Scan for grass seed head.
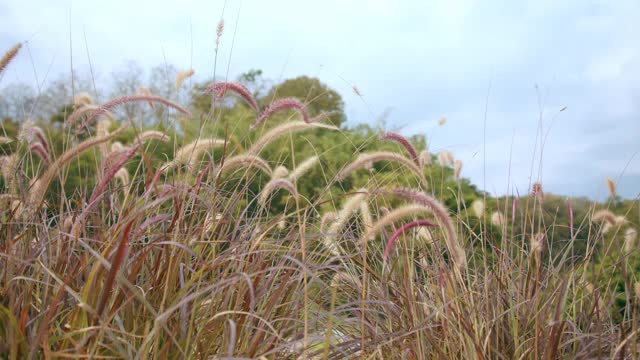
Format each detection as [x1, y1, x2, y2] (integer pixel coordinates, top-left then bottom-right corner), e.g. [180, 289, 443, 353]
[437, 151, 454, 167]
[592, 209, 617, 226]
[472, 199, 485, 218]
[491, 211, 505, 228]
[73, 92, 93, 107]
[175, 69, 195, 89]
[0, 42, 21, 75]
[419, 150, 432, 167]
[380, 131, 420, 165]
[624, 228, 638, 253]
[530, 232, 545, 254]
[453, 160, 463, 180]
[606, 177, 617, 199]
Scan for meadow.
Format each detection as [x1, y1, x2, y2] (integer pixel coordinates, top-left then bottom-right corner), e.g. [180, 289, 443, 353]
[1, 41, 640, 359]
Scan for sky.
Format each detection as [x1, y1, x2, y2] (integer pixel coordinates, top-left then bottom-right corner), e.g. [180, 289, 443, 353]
[1, 0, 638, 200]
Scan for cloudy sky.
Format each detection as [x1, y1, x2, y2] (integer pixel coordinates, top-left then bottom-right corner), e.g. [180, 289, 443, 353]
[1, 0, 638, 200]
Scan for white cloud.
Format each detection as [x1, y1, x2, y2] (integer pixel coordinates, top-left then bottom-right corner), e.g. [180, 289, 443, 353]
[586, 47, 638, 83]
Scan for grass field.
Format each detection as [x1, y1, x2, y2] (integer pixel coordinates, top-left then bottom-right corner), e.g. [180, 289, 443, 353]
[1, 41, 640, 359]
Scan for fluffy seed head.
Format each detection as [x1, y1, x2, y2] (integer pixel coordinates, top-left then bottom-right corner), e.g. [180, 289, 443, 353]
[417, 227, 434, 244]
[491, 211, 505, 228]
[18, 122, 48, 154]
[359, 201, 373, 241]
[336, 151, 428, 188]
[205, 82, 259, 112]
[385, 188, 465, 271]
[111, 142, 126, 153]
[531, 182, 544, 202]
[615, 215, 627, 226]
[175, 69, 195, 89]
[592, 209, 617, 226]
[308, 111, 335, 124]
[173, 138, 226, 166]
[218, 154, 273, 177]
[319, 211, 338, 233]
[74, 92, 93, 107]
[258, 178, 298, 206]
[327, 190, 369, 234]
[114, 168, 130, 188]
[0, 154, 16, 182]
[567, 198, 574, 237]
[70, 95, 190, 132]
[0, 43, 22, 75]
[530, 233, 545, 254]
[66, 105, 116, 133]
[330, 272, 361, 288]
[272, 165, 289, 179]
[253, 98, 310, 129]
[324, 190, 369, 255]
[379, 131, 420, 165]
[90, 142, 141, 205]
[248, 121, 337, 155]
[137, 130, 170, 143]
[437, 151, 454, 167]
[216, 19, 224, 44]
[606, 177, 617, 199]
[137, 87, 153, 97]
[203, 212, 223, 233]
[96, 119, 112, 137]
[29, 143, 50, 164]
[453, 160, 463, 180]
[288, 156, 319, 181]
[383, 219, 438, 262]
[471, 199, 485, 218]
[624, 228, 638, 253]
[418, 150, 432, 167]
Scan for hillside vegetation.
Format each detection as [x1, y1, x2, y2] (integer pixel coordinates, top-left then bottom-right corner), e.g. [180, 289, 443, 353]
[1, 43, 639, 359]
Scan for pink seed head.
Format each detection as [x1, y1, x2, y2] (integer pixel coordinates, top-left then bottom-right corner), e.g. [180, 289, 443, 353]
[253, 98, 310, 129]
[205, 82, 259, 112]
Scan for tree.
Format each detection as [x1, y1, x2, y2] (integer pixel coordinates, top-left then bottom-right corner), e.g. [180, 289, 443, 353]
[110, 61, 145, 119]
[38, 71, 95, 120]
[0, 83, 37, 120]
[237, 69, 270, 99]
[148, 64, 179, 124]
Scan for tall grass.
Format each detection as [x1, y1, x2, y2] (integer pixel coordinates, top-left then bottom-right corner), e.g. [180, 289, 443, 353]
[0, 59, 638, 358]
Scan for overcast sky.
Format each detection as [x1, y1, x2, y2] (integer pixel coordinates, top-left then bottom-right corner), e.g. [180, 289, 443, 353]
[1, 0, 638, 200]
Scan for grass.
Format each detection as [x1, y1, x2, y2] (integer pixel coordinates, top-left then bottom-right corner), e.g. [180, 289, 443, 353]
[1, 43, 639, 359]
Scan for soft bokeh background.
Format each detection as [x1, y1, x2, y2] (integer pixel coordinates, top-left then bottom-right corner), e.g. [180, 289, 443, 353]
[1, 0, 638, 199]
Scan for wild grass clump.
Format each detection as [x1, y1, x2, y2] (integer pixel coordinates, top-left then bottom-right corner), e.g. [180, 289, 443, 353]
[1, 58, 638, 359]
